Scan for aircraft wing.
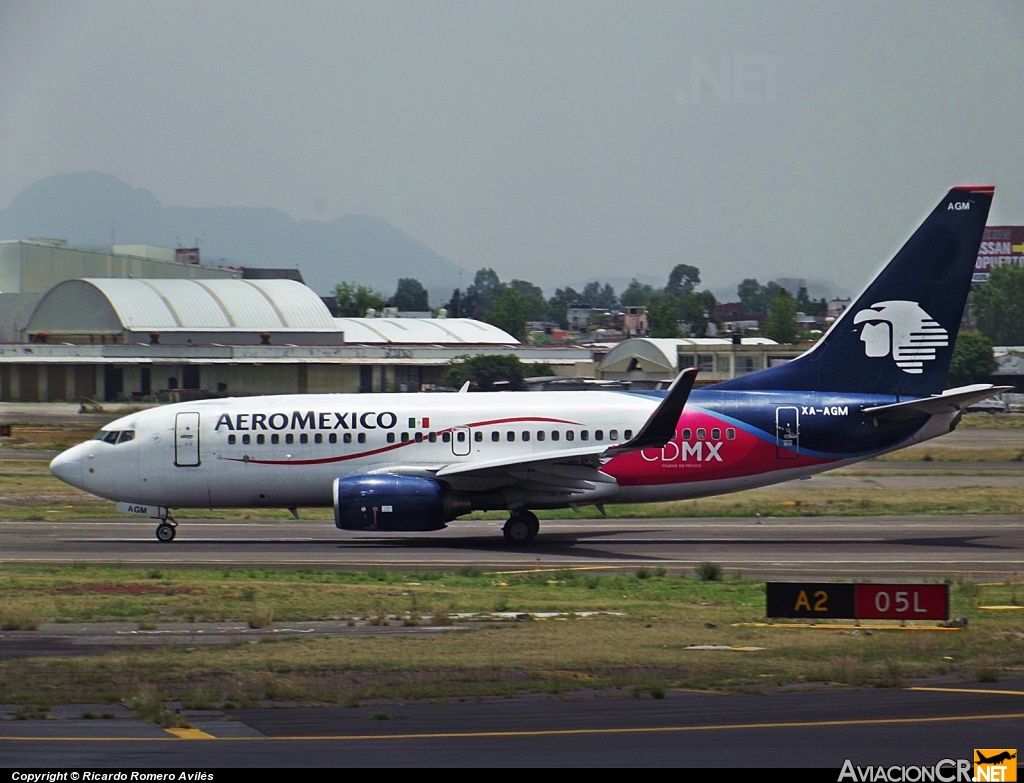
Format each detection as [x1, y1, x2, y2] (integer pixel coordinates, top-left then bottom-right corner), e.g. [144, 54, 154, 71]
[861, 383, 1013, 420]
[429, 369, 698, 499]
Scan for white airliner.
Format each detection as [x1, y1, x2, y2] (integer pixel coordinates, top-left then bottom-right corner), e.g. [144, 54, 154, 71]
[49, 186, 1007, 544]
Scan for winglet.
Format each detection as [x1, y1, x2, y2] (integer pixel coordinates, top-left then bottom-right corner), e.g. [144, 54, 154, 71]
[612, 368, 698, 453]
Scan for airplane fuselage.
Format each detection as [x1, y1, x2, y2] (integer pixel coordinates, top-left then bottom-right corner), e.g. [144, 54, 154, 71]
[51, 387, 953, 511]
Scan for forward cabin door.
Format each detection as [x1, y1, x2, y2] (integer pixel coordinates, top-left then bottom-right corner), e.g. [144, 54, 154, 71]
[775, 406, 799, 459]
[174, 412, 201, 467]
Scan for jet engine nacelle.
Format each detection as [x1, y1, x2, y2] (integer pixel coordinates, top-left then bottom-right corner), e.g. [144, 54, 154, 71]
[333, 474, 470, 531]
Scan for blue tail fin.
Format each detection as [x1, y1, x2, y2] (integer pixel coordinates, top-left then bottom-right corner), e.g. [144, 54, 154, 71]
[713, 186, 994, 396]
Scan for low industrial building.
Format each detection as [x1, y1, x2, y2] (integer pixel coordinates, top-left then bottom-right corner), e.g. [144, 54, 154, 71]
[0, 278, 593, 401]
[597, 337, 805, 386]
[0, 239, 240, 342]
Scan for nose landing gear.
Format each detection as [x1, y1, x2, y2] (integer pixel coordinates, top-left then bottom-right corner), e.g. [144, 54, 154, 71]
[155, 518, 177, 543]
[502, 510, 539, 545]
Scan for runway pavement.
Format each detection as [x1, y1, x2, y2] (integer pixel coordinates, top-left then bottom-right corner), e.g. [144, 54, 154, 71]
[3, 513, 1023, 579]
[3, 682, 1023, 766]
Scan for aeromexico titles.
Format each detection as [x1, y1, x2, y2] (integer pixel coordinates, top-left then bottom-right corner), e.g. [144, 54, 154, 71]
[50, 185, 1009, 544]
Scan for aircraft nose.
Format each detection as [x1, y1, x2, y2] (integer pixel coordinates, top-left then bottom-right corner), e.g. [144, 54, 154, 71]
[50, 446, 84, 489]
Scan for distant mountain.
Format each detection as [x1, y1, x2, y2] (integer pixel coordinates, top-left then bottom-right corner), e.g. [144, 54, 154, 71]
[0, 172, 465, 297]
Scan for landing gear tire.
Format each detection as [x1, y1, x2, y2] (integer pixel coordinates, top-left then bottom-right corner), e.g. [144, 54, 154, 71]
[155, 522, 176, 543]
[503, 511, 539, 545]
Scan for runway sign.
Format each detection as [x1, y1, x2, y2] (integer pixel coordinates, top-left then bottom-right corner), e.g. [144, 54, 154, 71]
[766, 583, 948, 620]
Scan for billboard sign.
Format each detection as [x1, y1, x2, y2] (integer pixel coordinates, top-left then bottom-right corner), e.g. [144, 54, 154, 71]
[974, 226, 1024, 283]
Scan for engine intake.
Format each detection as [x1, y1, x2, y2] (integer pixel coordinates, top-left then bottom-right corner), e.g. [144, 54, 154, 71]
[333, 474, 469, 531]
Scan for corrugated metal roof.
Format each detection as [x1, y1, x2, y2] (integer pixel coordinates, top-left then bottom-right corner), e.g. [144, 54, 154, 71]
[332, 317, 517, 344]
[27, 279, 519, 344]
[87, 279, 179, 329]
[138, 279, 231, 328]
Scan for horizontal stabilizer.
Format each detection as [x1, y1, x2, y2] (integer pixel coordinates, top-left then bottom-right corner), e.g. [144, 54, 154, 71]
[861, 384, 1013, 420]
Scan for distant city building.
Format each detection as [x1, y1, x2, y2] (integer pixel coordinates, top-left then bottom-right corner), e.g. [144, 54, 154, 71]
[566, 303, 595, 330]
[827, 297, 852, 321]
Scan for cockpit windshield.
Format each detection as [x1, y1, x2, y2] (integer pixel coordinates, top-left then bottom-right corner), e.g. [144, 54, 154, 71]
[93, 430, 135, 444]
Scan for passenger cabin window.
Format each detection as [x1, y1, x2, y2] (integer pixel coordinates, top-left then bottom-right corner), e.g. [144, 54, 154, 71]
[228, 434, 236, 445]
[726, 428, 736, 440]
[415, 432, 423, 443]
[358, 433, 366, 444]
[491, 432, 500, 442]
[551, 431, 560, 441]
[609, 429, 618, 440]
[442, 432, 451, 443]
[429, 433, 437, 443]
[329, 433, 338, 444]
[242, 434, 250, 445]
[522, 431, 530, 442]
[314, 433, 322, 444]
[387, 433, 396, 443]
[474, 432, 483, 442]
[457, 431, 466, 442]
[286, 434, 294, 444]
[507, 431, 515, 442]
[300, 433, 309, 444]
[401, 432, 410, 443]
[580, 431, 589, 441]
[711, 428, 721, 440]
[566, 431, 575, 441]
[624, 430, 633, 439]
[537, 431, 546, 441]
[271, 434, 280, 445]
[696, 428, 706, 440]
[682, 428, 692, 440]
[595, 430, 604, 441]
[257, 434, 265, 445]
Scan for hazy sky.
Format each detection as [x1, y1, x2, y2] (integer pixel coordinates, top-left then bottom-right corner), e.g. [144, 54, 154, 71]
[1, 1, 1022, 294]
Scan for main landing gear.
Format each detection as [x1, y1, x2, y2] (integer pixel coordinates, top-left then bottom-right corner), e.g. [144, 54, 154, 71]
[503, 510, 539, 545]
[155, 517, 177, 543]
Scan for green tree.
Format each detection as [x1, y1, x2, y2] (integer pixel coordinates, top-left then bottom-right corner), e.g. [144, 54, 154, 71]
[648, 296, 683, 338]
[508, 279, 549, 321]
[973, 264, 1024, 345]
[738, 279, 783, 318]
[620, 279, 656, 308]
[464, 268, 505, 319]
[485, 288, 530, 341]
[947, 332, 997, 387]
[677, 289, 717, 336]
[765, 290, 798, 343]
[335, 282, 385, 317]
[392, 278, 429, 311]
[582, 280, 619, 309]
[443, 354, 526, 391]
[666, 264, 701, 296]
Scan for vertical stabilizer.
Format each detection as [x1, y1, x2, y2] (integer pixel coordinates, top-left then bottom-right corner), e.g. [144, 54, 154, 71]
[713, 186, 994, 396]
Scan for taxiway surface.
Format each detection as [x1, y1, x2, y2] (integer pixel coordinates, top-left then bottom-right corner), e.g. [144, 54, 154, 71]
[3, 683, 1022, 767]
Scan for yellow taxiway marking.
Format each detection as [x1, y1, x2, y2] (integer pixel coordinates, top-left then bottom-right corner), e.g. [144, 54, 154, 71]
[164, 728, 216, 739]
[4, 712, 1024, 742]
[908, 687, 1024, 697]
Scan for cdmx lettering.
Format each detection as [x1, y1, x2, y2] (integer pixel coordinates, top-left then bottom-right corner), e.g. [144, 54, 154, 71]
[641, 439, 723, 463]
[214, 411, 399, 432]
